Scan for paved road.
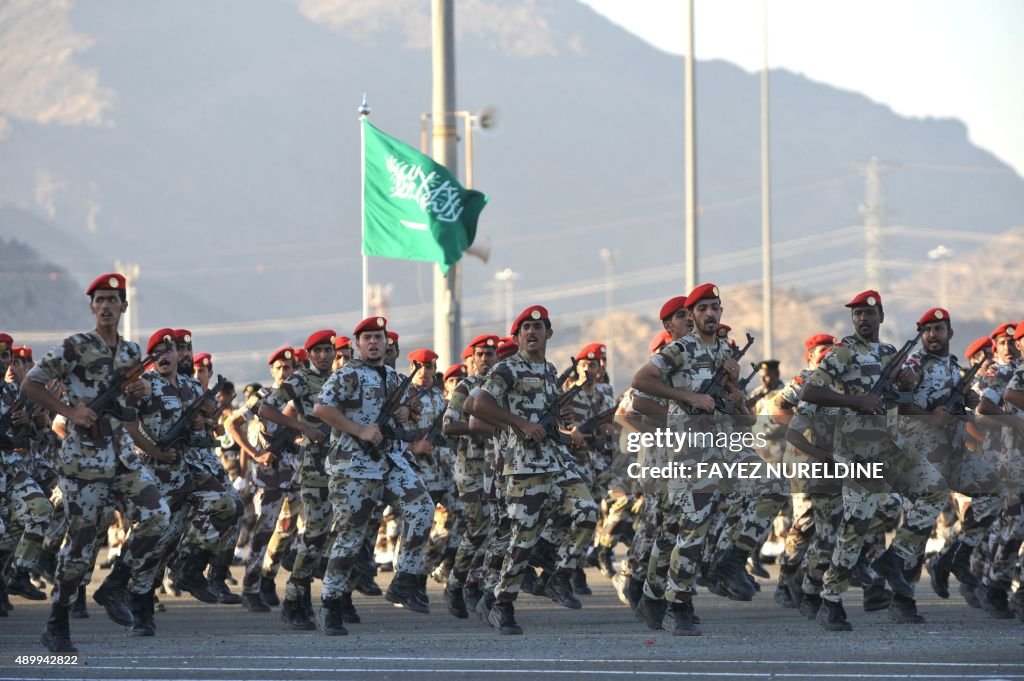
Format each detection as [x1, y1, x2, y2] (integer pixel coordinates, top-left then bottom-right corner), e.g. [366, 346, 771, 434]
[1, 566, 1022, 681]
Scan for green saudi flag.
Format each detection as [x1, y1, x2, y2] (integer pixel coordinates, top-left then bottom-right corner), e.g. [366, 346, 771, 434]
[362, 119, 487, 273]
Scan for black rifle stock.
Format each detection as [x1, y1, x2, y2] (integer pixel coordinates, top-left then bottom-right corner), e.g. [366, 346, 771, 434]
[85, 349, 163, 437]
[155, 374, 227, 451]
[869, 330, 923, 413]
[689, 333, 756, 415]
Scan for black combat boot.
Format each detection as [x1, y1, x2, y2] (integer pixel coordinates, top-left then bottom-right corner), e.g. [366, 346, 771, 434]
[662, 599, 703, 636]
[570, 567, 592, 596]
[352, 570, 383, 597]
[816, 598, 853, 631]
[207, 563, 242, 604]
[130, 590, 157, 637]
[887, 592, 925, 623]
[93, 560, 135, 626]
[960, 581, 981, 608]
[259, 575, 280, 607]
[869, 547, 915, 598]
[487, 599, 523, 635]
[35, 549, 58, 583]
[626, 576, 645, 611]
[546, 571, 583, 609]
[241, 591, 270, 613]
[281, 596, 316, 630]
[302, 586, 315, 619]
[799, 593, 822, 620]
[339, 592, 360, 624]
[862, 583, 893, 612]
[384, 571, 429, 614]
[475, 589, 496, 621]
[416, 573, 429, 606]
[710, 546, 755, 601]
[979, 584, 1014, 619]
[317, 597, 348, 636]
[520, 567, 536, 594]
[445, 582, 469, 619]
[5, 567, 46, 600]
[175, 549, 219, 604]
[70, 584, 89, 618]
[635, 593, 666, 630]
[41, 603, 77, 652]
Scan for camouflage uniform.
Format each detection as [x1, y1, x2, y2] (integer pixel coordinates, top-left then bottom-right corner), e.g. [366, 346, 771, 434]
[480, 350, 598, 602]
[24, 332, 171, 607]
[443, 374, 493, 591]
[0, 381, 53, 579]
[262, 365, 332, 604]
[232, 387, 301, 597]
[807, 334, 947, 603]
[316, 359, 433, 601]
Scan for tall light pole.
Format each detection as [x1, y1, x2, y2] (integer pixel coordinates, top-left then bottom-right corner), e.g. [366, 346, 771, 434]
[494, 268, 518, 333]
[599, 248, 615, 386]
[760, 0, 773, 358]
[115, 260, 140, 344]
[431, 0, 460, 368]
[684, 0, 698, 290]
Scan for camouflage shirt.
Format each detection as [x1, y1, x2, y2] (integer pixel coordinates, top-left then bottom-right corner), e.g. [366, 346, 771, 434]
[399, 384, 447, 488]
[649, 332, 734, 429]
[480, 350, 568, 475]
[25, 331, 144, 479]
[443, 373, 488, 461]
[264, 365, 330, 485]
[900, 350, 961, 447]
[317, 358, 412, 480]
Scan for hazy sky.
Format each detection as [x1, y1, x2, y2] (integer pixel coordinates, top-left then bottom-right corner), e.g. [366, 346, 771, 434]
[580, 0, 1024, 177]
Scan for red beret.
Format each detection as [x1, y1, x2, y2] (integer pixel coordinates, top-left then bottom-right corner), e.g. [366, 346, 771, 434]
[86, 272, 126, 297]
[408, 348, 439, 364]
[1014, 322, 1024, 342]
[0, 333, 12, 352]
[304, 329, 337, 351]
[387, 331, 399, 346]
[146, 328, 176, 355]
[803, 333, 835, 350]
[648, 330, 671, 354]
[294, 348, 308, 364]
[353, 316, 387, 336]
[510, 305, 549, 336]
[334, 335, 351, 350]
[966, 337, 993, 358]
[172, 328, 192, 344]
[990, 322, 1016, 340]
[468, 334, 501, 350]
[659, 296, 689, 321]
[461, 345, 474, 360]
[575, 342, 606, 361]
[192, 352, 213, 368]
[444, 364, 468, 382]
[917, 308, 950, 328]
[685, 283, 720, 307]
[12, 346, 32, 360]
[845, 290, 882, 308]
[716, 324, 732, 339]
[496, 337, 519, 358]
[268, 346, 295, 365]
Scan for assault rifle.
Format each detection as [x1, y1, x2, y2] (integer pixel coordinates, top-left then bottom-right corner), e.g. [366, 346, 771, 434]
[84, 348, 164, 438]
[556, 357, 579, 387]
[690, 333, 755, 415]
[364, 362, 422, 458]
[531, 372, 595, 448]
[424, 407, 448, 447]
[0, 393, 30, 450]
[928, 351, 989, 416]
[868, 329, 923, 413]
[155, 374, 227, 452]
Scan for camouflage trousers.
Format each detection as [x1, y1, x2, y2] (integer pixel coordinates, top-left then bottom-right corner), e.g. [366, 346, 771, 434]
[494, 468, 597, 602]
[800, 492, 843, 595]
[623, 494, 658, 580]
[480, 470, 512, 594]
[595, 484, 638, 550]
[264, 495, 299, 580]
[0, 461, 52, 573]
[53, 466, 170, 605]
[449, 457, 491, 589]
[181, 466, 242, 554]
[320, 464, 433, 601]
[242, 484, 299, 594]
[422, 490, 459, 577]
[956, 494, 1003, 550]
[975, 504, 1023, 589]
[779, 493, 815, 575]
[285, 484, 333, 601]
[822, 451, 946, 602]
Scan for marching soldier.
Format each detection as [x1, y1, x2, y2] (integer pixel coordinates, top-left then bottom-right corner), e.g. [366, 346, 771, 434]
[313, 316, 435, 635]
[22, 273, 171, 652]
[472, 305, 599, 635]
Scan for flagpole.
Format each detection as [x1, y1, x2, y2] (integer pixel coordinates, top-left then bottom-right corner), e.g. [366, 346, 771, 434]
[359, 94, 371, 319]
